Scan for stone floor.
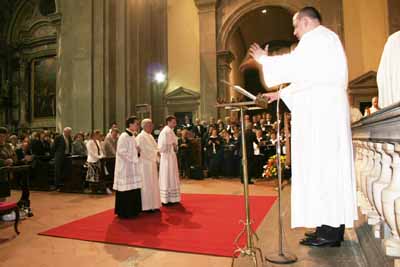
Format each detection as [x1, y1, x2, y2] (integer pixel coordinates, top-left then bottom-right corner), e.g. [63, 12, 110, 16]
[0, 178, 367, 267]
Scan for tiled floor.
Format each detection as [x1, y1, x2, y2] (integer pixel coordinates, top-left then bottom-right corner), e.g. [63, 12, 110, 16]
[0, 178, 367, 267]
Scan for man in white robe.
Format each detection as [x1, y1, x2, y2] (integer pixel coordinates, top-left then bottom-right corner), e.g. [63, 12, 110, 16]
[363, 96, 380, 117]
[113, 116, 142, 218]
[377, 31, 400, 108]
[250, 6, 357, 247]
[137, 119, 161, 211]
[158, 115, 180, 204]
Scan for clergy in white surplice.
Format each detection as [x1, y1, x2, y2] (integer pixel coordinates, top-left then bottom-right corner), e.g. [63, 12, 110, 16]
[137, 119, 161, 211]
[249, 7, 357, 247]
[377, 31, 400, 108]
[113, 116, 142, 218]
[158, 116, 180, 204]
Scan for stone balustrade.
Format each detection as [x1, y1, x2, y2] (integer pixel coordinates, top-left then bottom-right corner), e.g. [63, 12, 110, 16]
[352, 101, 400, 262]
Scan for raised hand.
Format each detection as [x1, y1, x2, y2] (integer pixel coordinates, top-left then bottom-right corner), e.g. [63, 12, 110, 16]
[249, 43, 269, 61]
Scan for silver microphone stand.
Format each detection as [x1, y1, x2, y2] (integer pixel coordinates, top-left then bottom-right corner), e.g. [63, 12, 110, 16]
[265, 85, 297, 264]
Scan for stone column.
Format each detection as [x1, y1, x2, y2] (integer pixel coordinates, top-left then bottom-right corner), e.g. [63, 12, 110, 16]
[18, 58, 28, 126]
[217, 50, 234, 118]
[195, 0, 218, 120]
[56, 0, 94, 133]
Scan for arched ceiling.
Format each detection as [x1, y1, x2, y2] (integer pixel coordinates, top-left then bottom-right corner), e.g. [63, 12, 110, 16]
[231, 6, 296, 51]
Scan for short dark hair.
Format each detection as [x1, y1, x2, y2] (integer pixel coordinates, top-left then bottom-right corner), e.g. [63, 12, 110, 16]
[166, 115, 176, 124]
[0, 127, 8, 134]
[126, 116, 138, 128]
[299, 6, 322, 23]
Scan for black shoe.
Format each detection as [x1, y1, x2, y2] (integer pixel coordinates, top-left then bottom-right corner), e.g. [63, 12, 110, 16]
[299, 237, 341, 247]
[304, 230, 317, 239]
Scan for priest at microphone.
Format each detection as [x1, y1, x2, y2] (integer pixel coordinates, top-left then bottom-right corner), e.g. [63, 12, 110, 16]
[249, 6, 357, 247]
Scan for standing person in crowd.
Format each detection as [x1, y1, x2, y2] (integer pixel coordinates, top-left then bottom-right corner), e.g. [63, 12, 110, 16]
[207, 128, 223, 177]
[14, 139, 34, 216]
[106, 122, 118, 138]
[253, 129, 268, 178]
[202, 125, 215, 169]
[137, 119, 161, 212]
[216, 119, 225, 133]
[241, 122, 256, 184]
[113, 116, 142, 218]
[8, 135, 19, 151]
[0, 127, 16, 201]
[250, 6, 356, 246]
[178, 129, 192, 178]
[192, 118, 206, 138]
[182, 115, 193, 131]
[103, 128, 119, 158]
[86, 130, 109, 194]
[221, 129, 234, 177]
[53, 127, 73, 189]
[208, 117, 217, 131]
[72, 133, 87, 156]
[231, 126, 241, 177]
[158, 115, 180, 205]
[364, 96, 380, 117]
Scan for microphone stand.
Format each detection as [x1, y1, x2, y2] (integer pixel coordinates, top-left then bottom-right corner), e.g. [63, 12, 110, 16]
[265, 85, 297, 264]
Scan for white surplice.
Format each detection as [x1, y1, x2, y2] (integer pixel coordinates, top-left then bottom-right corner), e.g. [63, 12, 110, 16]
[113, 130, 142, 192]
[158, 126, 180, 203]
[377, 31, 400, 108]
[256, 25, 357, 228]
[137, 130, 161, 210]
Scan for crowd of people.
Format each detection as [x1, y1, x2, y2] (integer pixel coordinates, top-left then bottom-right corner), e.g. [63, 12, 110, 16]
[0, 112, 289, 219]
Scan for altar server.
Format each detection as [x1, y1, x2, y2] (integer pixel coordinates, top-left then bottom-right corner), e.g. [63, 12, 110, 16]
[137, 119, 161, 211]
[113, 116, 142, 218]
[158, 115, 180, 204]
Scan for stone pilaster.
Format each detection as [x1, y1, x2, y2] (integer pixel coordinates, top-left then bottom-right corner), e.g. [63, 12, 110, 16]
[195, 0, 218, 120]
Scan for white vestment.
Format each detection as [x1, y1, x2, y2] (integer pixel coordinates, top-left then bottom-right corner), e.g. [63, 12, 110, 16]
[377, 31, 400, 108]
[158, 126, 180, 203]
[113, 130, 142, 191]
[137, 130, 161, 210]
[257, 25, 357, 228]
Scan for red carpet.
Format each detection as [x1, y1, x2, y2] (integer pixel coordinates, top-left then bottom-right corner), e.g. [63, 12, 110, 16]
[40, 193, 276, 257]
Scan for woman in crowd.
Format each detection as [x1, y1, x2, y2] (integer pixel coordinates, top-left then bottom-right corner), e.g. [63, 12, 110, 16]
[178, 129, 192, 178]
[86, 130, 110, 194]
[206, 128, 223, 177]
[72, 132, 87, 156]
[221, 129, 234, 177]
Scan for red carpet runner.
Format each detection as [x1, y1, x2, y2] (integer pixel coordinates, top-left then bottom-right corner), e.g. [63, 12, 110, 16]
[40, 193, 276, 257]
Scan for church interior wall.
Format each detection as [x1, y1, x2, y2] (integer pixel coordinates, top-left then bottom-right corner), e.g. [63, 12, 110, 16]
[166, 0, 200, 95]
[343, 0, 389, 81]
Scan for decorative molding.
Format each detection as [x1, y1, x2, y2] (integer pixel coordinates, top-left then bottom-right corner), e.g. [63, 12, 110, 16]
[348, 71, 378, 95]
[165, 86, 200, 102]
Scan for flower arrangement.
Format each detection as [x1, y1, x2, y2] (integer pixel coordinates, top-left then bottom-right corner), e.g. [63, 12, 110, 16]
[263, 155, 286, 179]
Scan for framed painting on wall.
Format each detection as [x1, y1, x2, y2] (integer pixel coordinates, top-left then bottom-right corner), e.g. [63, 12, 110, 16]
[31, 56, 57, 118]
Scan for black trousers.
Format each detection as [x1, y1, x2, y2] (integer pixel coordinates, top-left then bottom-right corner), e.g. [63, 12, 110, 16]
[115, 189, 142, 218]
[316, 224, 345, 241]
